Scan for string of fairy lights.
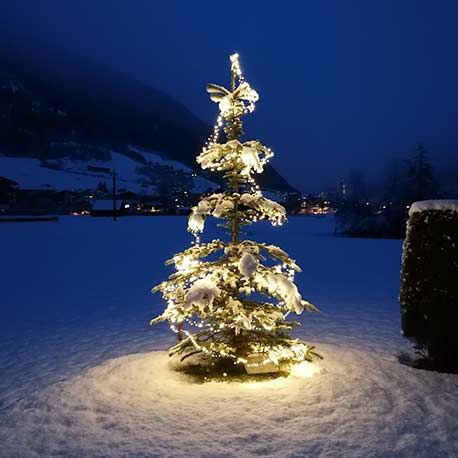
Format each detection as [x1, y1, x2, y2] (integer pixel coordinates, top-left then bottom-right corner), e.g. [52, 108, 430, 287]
[170, 49, 297, 354]
[162, 250, 300, 367]
[201, 53, 271, 196]
[150, 53, 318, 373]
[169, 321, 311, 368]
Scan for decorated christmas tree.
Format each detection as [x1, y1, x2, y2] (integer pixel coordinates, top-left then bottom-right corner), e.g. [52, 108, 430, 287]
[151, 54, 319, 376]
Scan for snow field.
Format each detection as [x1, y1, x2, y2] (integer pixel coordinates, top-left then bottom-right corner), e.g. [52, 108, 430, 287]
[0, 216, 457, 457]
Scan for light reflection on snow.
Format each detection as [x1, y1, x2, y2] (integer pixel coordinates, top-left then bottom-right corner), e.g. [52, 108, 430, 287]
[290, 360, 320, 379]
[78, 351, 323, 401]
[3, 345, 458, 457]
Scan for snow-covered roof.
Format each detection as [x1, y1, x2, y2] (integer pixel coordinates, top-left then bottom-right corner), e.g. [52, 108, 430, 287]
[92, 199, 123, 210]
[409, 200, 458, 216]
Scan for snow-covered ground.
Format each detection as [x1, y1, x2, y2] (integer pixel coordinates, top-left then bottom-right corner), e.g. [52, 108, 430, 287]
[0, 152, 147, 192]
[0, 216, 457, 457]
[0, 149, 217, 194]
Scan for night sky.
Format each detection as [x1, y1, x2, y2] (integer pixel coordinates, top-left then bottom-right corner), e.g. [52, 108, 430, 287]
[2, 0, 458, 191]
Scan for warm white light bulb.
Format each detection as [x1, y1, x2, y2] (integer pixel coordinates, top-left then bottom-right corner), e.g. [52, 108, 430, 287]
[230, 53, 239, 63]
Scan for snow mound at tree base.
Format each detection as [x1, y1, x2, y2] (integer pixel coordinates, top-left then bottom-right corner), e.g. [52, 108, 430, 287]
[167, 349, 323, 381]
[3, 346, 457, 457]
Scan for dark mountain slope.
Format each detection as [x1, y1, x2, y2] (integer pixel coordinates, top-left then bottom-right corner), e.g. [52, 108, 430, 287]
[0, 36, 296, 192]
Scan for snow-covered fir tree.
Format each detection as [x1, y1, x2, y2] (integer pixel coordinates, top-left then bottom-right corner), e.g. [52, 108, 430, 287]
[151, 54, 320, 375]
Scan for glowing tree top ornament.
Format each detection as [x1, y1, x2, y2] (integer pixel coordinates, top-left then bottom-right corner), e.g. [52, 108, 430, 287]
[151, 54, 320, 377]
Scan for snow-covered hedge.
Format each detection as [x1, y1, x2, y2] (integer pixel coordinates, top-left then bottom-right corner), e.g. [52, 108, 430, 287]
[400, 200, 458, 371]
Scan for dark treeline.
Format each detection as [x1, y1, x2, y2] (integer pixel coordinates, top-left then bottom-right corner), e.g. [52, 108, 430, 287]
[335, 144, 457, 239]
